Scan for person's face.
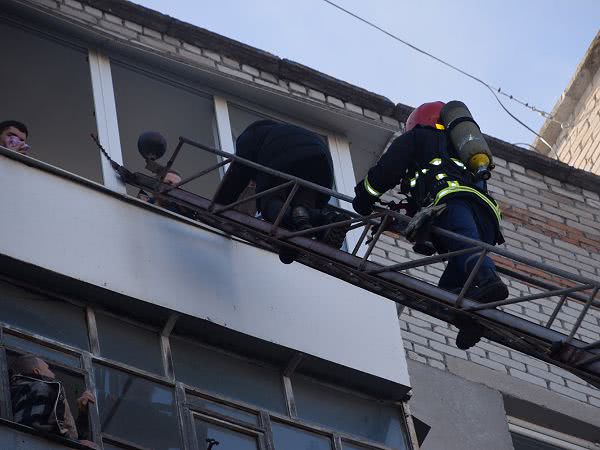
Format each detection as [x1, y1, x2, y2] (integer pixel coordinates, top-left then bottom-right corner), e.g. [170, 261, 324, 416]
[163, 172, 182, 186]
[33, 360, 55, 380]
[0, 126, 28, 154]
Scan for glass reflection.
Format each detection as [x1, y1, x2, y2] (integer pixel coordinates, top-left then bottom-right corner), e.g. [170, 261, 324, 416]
[195, 418, 259, 450]
[94, 364, 180, 450]
[271, 421, 332, 450]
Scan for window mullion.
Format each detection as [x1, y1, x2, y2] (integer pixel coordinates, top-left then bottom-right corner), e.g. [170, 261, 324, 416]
[82, 352, 102, 445]
[175, 382, 198, 450]
[88, 49, 126, 193]
[326, 134, 363, 256]
[259, 411, 276, 450]
[213, 96, 236, 178]
[0, 346, 13, 421]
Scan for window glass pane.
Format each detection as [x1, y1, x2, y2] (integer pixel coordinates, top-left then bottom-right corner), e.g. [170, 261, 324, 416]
[0, 280, 88, 349]
[0, 22, 101, 181]
[111, 61, 220, 199]
[195, 418, 259, 450]
[95, 312, 162, 374]
[101, 444, 123, 450]
[511, 433, 565, 450]
[94, 364, 180, 450]
[3, 334, 80, 368]
[171, 337, 286, 413]
[189, 395, 258, 425]
[228, 104, 274, 142]
[271, 421, 332, 450]
[343, 442, 377, 450]
[292, 375, 408, 449]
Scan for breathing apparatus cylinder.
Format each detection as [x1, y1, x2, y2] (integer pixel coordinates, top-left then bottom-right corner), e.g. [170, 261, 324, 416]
[440, 101, 493, 181]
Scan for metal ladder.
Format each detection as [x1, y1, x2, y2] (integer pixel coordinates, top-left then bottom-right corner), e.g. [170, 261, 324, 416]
[112, 136, 600, 389]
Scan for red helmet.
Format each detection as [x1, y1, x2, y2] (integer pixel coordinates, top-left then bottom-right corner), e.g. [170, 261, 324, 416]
[405, 101, 445, 132]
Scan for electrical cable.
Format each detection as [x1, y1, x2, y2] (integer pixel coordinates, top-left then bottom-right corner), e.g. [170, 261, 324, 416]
[320, 0, 565, 157]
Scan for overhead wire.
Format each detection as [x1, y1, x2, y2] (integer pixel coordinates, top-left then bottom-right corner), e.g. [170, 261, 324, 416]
[320, 0, 563, 158]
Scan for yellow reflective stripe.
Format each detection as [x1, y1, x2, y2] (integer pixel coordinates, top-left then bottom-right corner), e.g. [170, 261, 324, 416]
[436, 173, 447, 180]
[430, 158, 442, 166]
[364, 177, 382, 197]
[451, 158, 466, 168]
[434, 185, 502, 223]
[435, 123, 445, 130]
[410, 178, 417, 187]
[421, 168, 429, 174]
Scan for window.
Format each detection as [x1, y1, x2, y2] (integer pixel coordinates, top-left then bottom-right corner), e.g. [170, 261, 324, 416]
[171, 337, 286, 413]
[509, 417, 595, 450]
[194, 415, 260, 450]
[94, 364, 180, 450]
[0, 280, 88, 349]
[188, 394, 259, 426]
[292, 374, 409, 449]
[95, 312, 162, 374]
[227, 103, 276, 143]
[111, 61, 221, 199]
[5, 349, 91, 441]
[0, 21, 102, 181]
[343, 442, 380, 450]
[2, 333, 80, 368]
[512, 433, 567, 450]
[271, 421, 332, 450]
[0, 278, 415, 450]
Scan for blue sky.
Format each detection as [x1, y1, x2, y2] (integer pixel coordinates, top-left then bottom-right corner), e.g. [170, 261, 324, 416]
[133, 0, 599, 150]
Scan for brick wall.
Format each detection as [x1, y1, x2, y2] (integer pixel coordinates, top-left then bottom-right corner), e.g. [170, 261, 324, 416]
[25, 0, 600, 409]
[377, 156, 600, 407]
[554, 67, 600, 175]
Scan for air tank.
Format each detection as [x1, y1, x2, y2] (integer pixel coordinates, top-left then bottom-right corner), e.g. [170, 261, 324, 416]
[440, 101, 494, 181]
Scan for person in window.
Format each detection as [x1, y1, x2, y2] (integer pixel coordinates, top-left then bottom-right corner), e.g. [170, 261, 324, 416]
[137, 168, 198, 219]
[0, 120, 30, 155]
[137, 169, 182, 206]
[214, 119, 350, 251]
[9, 355, 98, 449]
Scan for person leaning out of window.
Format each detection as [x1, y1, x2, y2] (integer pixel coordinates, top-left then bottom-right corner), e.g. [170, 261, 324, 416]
[0, 120, 30, 155]
[10, 354, 99, 449]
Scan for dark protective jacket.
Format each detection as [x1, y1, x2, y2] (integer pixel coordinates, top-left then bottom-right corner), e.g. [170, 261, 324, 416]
[358, 126, 503, 242]
[214, 120, 334, 209]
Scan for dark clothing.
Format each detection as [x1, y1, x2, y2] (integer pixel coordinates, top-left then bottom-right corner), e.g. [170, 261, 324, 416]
[433, 198, 499, 290]
[354, 125, 504, 290]
[358, 126, 502, 243]
[214, 120, 334, 215]
[10, 374, 82, 440]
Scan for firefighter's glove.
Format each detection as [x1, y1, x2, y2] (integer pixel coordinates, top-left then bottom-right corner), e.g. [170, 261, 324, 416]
[403, 204, 447, 242]
[352, 181, 378, 216]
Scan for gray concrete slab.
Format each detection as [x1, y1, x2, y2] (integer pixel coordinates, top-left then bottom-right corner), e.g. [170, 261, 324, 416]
[446, 356, 600, 442]
[407, 360, 515, 450]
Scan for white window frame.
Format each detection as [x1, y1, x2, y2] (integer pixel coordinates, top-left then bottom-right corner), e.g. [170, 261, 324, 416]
[508, 416, 597, 450]
[87, 52, 364, 256]
[218, 99, 363, 251]
[88, 49, 126, 194]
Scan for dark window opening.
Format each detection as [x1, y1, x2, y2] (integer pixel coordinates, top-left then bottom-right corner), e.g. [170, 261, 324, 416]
[0, 21, 101, 182]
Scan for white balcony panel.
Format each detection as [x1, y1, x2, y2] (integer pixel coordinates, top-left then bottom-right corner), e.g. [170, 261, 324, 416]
[0, 153, 409, 387]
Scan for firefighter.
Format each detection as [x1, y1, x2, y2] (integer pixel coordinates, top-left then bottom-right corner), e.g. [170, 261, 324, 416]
[352, 101, 509, 308]
[215, 119, 349, 251]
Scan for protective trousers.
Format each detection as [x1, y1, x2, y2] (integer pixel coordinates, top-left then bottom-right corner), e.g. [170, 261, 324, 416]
[433, 197, 499, 291]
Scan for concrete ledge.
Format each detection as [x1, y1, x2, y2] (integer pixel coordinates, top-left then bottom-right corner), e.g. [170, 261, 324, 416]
[446, 356, 600, 442]
[407, 360, 515, 450]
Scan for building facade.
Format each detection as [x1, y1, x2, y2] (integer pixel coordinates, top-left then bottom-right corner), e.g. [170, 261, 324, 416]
[0, 1, 598, 450]
[534, 31, 600, 175]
